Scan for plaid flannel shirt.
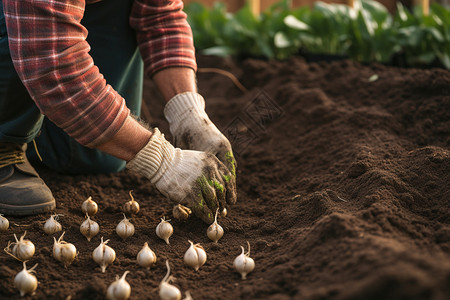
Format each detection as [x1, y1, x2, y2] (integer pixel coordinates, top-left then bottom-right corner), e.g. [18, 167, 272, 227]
[3, 0, 196, 147]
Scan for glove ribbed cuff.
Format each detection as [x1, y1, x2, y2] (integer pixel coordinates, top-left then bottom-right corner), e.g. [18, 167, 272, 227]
[164, 92, 208, 133]
[126, 128, 175, 183]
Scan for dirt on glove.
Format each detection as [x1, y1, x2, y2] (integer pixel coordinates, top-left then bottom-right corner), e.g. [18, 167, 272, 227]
[0, 55, 449, 300]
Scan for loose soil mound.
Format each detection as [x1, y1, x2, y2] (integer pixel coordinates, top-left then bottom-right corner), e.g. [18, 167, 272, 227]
[1, 55, 449, 300]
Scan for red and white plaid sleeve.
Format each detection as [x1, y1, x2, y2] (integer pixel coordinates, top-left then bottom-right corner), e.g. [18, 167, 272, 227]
[130, 0, 197, 76]
[3, 0, 130, 147]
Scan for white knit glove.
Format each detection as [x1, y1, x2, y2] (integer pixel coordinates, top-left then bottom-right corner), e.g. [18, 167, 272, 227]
[164, 92, 237, 205]
[126, 128, 234, 224]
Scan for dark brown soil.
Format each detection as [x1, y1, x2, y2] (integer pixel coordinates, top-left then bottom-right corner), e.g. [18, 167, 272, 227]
[1, 55, 449, 300]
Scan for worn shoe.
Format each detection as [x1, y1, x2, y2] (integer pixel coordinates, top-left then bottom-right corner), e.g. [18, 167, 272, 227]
[0, 143, 56, 216]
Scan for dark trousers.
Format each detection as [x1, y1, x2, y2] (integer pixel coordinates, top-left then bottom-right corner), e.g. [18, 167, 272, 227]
[0, 0, 144, 173]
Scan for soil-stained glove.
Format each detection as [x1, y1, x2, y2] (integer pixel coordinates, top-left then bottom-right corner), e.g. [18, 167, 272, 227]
[164, 92, 237, 205]
[126, 128, 235, 224]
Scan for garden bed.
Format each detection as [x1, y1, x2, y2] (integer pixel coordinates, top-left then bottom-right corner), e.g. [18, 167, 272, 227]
[0, 54, 449, 299]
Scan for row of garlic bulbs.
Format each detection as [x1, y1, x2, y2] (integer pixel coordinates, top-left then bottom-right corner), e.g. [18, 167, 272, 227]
[10, 235, 254, 299]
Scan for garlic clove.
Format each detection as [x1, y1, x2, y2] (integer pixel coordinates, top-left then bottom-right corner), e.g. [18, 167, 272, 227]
[183, 240, 207, 271]
[220, 208, 228, 218]
[0, 214, 9, 231]
[81, 196, 98, 216]
[5, 232, 35, 262]
[80, 214, 100, 242]
[122, 190, 140, 215]
[106, 271, 131, 300]
[14, 262, 38, 297]
[207, 208, 224, 243]
[183, 291, 193, 300]
[233, 242, 255, 280]
[159, 260, 181, 300]
[116, 214, 135, 240]
[172, 204, 191, 221]
[53, 232, 77, 267]
[156, 217, 173, 245]
[93, 237, 116, 273]
[43, 214, 62, 235]
[137, 242, 157, 269]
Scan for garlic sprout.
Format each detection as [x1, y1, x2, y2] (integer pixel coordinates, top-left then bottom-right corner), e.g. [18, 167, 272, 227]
[207, 209, 224, 243]
[43, 214, 62, 235]
[137, 242, 156, 269]
[80, 214, 99, 242]
[106, 271, 131, 300]
[172, 204, 191, 221]
[122, 190, 140, 215]
[81, 196, 98, 216]
[183, 241, 207, 271]
[93, 237, 116, 273]
[14, 261, 38, 297]
[116, 214, 135, 240]
[4, 231, 35, 261]
[156, 217, 173, 245]
[53, 232, 77, 267]
[0, 214, 9, 231]
[159, 260, 181, 300]
[233, 241, 255, 280]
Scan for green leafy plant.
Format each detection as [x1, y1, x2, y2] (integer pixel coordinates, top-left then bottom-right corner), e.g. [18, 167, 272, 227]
[184, 0, 450, 69]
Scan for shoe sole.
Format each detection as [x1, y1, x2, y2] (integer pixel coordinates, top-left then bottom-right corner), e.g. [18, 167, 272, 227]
[0, 198, 56, 216]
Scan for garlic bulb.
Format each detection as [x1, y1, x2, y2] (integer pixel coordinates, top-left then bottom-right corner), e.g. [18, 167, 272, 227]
[53, 232, 77, 267]
[80, 214, 99, 242]
[14, 262, 38, 297]
[172, 204, 191, 221]
[137, 242, 156, 269]
[4, 232, 35, 261]
[93, 237, 116, 273]
[207, 209, 224, 243]
[122, 190, 140, 215]
[106, 271, 131, 300]
[43, 214, 62, 235]
[183, 241, 207, 271]
[0, 214, 9, 231]
[221, 208, 227, 218]
[233, 242, 255, 280]
[81, 196, 98, 216]
[183, 291, 193, 300]
[156, 217, 173, 245]
[159, 260, 181, 300]
[116, 214, 135, 240]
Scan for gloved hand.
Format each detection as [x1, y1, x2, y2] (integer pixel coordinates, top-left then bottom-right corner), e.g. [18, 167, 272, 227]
[164, 93, 237, 199]
[126, 128, 235, 224]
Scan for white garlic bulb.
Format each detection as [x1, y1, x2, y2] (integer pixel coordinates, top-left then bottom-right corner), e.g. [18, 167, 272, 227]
[137, 242, 156, 269]
[5, 232, 35, 262]
[183, 241, 207, 271]
[122, 190, 140, 215]
[116, 214, 135, 240]
[156, 217, 173, 245]
[93, 237, 116, 273]
[159, 260, 181, 300]
[183, 291, 193, 300]
[233, 242, 255, 280]
[43, 214, 62, 235]
[172, 204, 191, 221]
[207, 209, 224, 243]
[53, 232, 77, 267]
[0, 214, 9, 231]
[14, 262, 38, 297]
[81, 196, 98, 216]
[221, 208, 228, 218]
[106, 271, 131, 300]
[80, 214, 99, 242]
